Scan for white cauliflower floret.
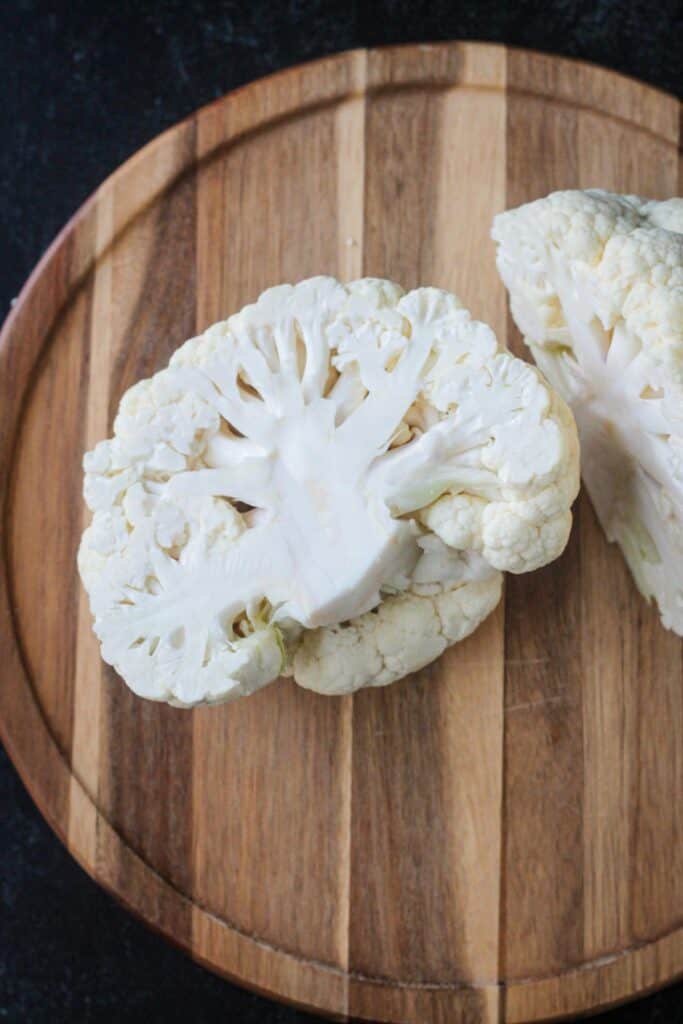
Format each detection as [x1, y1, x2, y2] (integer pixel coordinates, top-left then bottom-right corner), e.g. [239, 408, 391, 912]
[79, 276, 578, 705]
[294, 575, 503, 696]
[493, 190, 683, 633]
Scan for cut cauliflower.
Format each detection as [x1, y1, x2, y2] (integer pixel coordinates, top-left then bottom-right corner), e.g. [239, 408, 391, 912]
[79, 277, 579, 705]
[493, 190, 683, 633]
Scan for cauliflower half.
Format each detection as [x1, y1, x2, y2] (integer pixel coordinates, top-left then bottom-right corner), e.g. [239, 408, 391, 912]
[493, 190, 683, 633]
[79, 277, 579, 705]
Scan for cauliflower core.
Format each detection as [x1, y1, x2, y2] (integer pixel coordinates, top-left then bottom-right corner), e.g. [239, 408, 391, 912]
[493, 190, 683, 634]
[79, 277, 578, 705]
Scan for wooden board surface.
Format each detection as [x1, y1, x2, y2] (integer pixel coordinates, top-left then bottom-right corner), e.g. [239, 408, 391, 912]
[1, 43, 682, 1023]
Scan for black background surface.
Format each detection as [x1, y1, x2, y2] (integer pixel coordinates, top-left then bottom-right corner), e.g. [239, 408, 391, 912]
[1, 2, 682, 1022]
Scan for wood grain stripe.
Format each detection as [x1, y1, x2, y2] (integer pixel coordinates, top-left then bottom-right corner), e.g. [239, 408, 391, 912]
[348, 981, 500, 1024]
[68, 189, 114, 868]
[335, 51, 367, 284]
[502, 49, 585, 983]
[333, 51, 367, 994]
[431, 43, 507, 987]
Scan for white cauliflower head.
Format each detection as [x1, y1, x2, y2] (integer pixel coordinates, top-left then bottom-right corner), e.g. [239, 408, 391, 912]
[79, 276, 578, 705]
[493, 190, 683, 633]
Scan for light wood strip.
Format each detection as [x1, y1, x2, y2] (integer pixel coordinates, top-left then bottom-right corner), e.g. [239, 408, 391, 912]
[433, 54, 508, 330]
[433, 53, 507, 989]
[68, 189, 115, 868]
[577, 500, 638, 959]
[333, 50, 367, 990]
[502, 48, 585, 983]
[436, 608, 506, 985]
[335, 51, 367, 282]
[191, 682, 354, 974]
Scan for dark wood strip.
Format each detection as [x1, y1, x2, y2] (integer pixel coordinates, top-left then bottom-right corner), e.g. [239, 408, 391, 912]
[361, 84, 444, 289]
[107, 127, 198, 418]
[348, 979, 499, 1024]
[96, 123, 198, 938]
[501, 50, 585, 981]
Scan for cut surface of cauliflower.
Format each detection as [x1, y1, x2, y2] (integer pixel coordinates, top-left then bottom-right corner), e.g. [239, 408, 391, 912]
[79, 277, 579, 705]
[493, 190, 683, 633]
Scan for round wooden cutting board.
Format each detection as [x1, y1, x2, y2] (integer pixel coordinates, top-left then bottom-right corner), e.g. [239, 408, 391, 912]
[1, 42, 682, 1024]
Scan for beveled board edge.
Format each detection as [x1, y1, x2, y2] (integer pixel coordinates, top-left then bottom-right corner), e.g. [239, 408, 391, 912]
[0, 42, 681, 1023]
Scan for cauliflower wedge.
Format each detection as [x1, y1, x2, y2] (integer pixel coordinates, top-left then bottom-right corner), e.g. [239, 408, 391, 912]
[79, 277, 579, 705]
[493, 190, 683, 634]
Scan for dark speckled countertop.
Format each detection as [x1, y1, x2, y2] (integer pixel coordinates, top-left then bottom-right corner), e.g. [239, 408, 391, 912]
[1, 2, 681, 1021]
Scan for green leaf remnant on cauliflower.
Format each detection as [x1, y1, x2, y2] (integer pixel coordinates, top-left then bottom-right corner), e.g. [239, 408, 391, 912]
[79, 277, 579, 705]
